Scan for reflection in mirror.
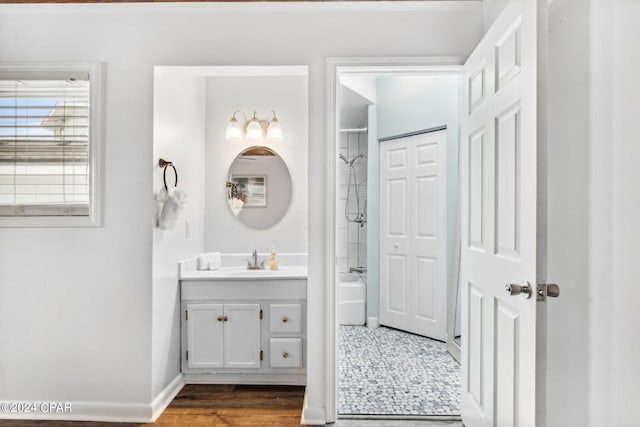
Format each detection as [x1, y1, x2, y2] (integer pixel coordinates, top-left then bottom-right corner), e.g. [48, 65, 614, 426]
[226, 146, 292, 230]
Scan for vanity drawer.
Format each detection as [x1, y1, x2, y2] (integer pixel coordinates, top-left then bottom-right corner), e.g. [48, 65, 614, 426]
[269, 338, 302, 368]
[269, 303, 302, 333]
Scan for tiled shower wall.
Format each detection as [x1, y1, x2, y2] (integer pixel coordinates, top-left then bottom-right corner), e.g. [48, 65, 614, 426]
[337, 130, 368, 278]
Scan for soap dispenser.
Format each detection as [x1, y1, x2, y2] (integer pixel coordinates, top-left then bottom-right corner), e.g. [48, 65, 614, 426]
[269, 245, 279, 271]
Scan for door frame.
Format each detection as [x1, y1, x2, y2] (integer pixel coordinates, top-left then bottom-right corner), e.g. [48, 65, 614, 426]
[325, 57, 464, 422]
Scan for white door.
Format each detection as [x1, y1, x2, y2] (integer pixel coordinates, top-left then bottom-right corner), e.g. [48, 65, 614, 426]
[460, 0, 546, 425]
[224, 304, 261, 368]
[187, 303, 224, 369]
[380, 129, 447, 341]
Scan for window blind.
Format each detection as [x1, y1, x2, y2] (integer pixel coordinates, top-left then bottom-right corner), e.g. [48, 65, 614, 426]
[0, 73, 91, 217]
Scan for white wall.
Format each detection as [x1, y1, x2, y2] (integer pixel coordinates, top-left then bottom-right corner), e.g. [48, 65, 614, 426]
[546, 1, 589, 425]
[483, 0, 509, 30]
[546, 1, 640, 426]
[204, 75, 308, 254]
[152, 68, 206, 400]
[0, 2, 483, 422]
[587, 1, 640, 426]
[340, 76, 377, 104]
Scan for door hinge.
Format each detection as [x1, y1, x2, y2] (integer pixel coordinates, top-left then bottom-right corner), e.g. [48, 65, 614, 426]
[260, 350, 264, 361]
[259, 309, 263, 320]
[185, 310, 188, 321]
[186, 350, 189, 361]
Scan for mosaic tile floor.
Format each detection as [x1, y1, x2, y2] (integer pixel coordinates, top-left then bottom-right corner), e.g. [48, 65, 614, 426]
[339, 325, 461, 416]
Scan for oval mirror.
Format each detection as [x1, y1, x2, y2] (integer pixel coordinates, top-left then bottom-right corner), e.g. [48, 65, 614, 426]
[226, 146, 292, 230]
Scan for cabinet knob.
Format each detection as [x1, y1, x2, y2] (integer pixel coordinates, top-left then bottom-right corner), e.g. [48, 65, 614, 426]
[282, 316, 289, 323]
[282, 352, 289, 359]
[217, 316, 224, 322]
[223, 316, 228, 322]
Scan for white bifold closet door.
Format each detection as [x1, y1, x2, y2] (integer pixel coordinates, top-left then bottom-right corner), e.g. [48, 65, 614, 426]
[379, 128, 447, 341]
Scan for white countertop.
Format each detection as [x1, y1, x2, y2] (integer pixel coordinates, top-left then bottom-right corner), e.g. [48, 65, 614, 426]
[180, 265, 308, 281]
[179, 253, 308, 281]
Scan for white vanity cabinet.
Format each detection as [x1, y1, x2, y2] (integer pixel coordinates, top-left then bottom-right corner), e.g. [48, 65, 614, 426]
[180, 265, 307, 385]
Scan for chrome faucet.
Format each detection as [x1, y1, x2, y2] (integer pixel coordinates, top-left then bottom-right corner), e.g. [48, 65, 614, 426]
[247, 249, 265, 270]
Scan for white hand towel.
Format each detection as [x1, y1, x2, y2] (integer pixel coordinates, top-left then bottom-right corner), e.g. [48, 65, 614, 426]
[206, 252, 222, 270]
[197, 252, 222, 270]
[157, 188, 187, 230]
[197, 254, 209, 270]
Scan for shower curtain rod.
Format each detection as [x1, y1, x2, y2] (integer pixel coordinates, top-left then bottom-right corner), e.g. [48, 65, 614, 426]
[339, 127, 368, 133]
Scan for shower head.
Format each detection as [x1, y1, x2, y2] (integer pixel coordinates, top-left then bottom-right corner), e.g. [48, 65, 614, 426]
[339, 153, 366, 167]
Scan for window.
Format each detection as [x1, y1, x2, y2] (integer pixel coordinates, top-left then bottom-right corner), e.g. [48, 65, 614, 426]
[0, 63, 101, 226]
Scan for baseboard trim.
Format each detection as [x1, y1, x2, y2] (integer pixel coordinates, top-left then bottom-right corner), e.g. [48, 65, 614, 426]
[0, 374, 185, 423]
[183, 372, 306, 385]
[367, 317, 379, 328]
[301, 392, 326, 425]
[0, 400, 151, 423]
[151, 373, 185, 422]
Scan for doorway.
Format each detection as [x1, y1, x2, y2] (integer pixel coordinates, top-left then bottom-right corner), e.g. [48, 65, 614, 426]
[329, 59, 465, 421]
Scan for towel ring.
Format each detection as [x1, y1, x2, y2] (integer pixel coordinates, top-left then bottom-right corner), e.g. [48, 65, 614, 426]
[158, 158, 178, 191]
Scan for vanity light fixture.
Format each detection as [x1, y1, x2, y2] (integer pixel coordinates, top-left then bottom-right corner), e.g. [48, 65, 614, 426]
[225, 110, 283, 142]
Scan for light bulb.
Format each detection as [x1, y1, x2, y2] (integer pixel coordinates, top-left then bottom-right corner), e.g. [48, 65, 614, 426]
[266, 111, 283, 140]
[225, 112, 243, 140]
[245, 112, 263, 140]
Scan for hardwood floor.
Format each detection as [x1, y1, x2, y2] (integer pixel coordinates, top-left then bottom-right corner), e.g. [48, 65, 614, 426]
[0, 384, 306, 427]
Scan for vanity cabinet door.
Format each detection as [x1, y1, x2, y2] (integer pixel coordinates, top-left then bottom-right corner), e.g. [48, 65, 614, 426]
[187, 303, 224, 369]
[224, 304, 261, 369]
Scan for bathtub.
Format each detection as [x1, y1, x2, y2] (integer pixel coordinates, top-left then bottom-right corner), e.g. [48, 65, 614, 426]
[338, 273, 366, 325]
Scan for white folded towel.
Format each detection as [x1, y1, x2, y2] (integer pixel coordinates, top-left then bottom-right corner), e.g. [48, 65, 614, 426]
[197, 252, 222, 271]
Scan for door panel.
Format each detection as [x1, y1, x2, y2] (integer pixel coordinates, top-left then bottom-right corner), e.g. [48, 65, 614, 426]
[380, 129, 447, 341]
[467, 284, 484, 408]
[416, 176, 437, 237]
[224, 304, 261, 369]
[386, 254, 408, 321]
[187, 303, 224, 369]
[416, 256, 436, 320]
[387, 178, 407, 236]
[460, 0, 545, 426]
[495, 300, 518, 427]
[495, 103, 521, 259]
[468, 130, 485, 251]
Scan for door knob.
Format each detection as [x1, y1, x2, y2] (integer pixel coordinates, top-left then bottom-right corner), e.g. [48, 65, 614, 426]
[536, 283, 560, 301]
[546, 284, 560, 298]
[506, 282, 532, 299]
